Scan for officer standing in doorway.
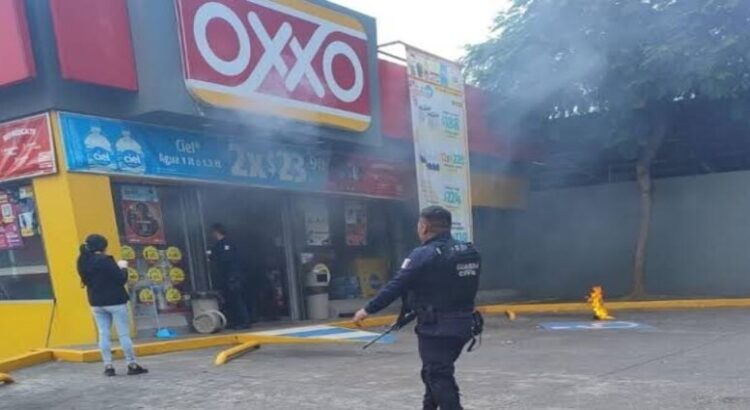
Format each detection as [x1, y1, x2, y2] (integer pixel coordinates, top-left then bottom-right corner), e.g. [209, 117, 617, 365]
[353, 206, 482, 410]
[207, 223, 251, 330]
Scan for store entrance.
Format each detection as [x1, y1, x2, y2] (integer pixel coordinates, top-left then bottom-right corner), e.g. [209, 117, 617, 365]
[199, 187, 290, 322]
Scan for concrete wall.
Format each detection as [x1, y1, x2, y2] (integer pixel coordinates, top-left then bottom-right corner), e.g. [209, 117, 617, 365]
[647, 171, 750, 296]
[508, 183, 640, 299]
[505, 170, 750, 299]
[473, 207, 517, 291]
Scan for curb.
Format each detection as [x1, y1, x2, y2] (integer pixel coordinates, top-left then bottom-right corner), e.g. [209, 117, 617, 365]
[3, 298, 750, 377]
[0, 350, 54, 374]
[0, 373, 15, 384]
[479, 298, 750, 315]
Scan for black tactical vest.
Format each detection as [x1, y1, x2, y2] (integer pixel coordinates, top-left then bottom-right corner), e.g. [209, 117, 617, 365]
[412, 239, 481, 312]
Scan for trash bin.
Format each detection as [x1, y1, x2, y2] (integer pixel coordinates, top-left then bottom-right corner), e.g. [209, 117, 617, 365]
[305, 264, 331, 320]
[191, 291, 226, 334]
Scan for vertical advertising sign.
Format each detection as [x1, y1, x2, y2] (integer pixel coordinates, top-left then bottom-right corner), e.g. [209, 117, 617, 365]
[302, 198, 330, 246]
[406, 47, 473, 242]
[0, 114, 56, 182]
[121, 185, 167, 245]
[344, 201, 367, 246]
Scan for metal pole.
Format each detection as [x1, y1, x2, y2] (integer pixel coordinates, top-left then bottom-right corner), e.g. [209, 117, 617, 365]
[281, 194, 303, 321]
[195, 189, 213, 291]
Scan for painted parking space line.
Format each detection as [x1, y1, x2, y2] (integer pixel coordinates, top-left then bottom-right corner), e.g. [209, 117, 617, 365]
[253, 325, 396, 344]
[539, 321, 654, 331]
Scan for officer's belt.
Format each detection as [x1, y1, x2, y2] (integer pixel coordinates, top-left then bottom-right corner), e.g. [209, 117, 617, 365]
[416, 305, 475, 314]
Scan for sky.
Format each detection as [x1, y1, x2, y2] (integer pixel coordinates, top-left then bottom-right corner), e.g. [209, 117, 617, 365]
[331, 0, 511, 61]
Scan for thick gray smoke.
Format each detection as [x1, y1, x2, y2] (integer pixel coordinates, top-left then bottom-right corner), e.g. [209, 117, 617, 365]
[462, 0, 701, 188]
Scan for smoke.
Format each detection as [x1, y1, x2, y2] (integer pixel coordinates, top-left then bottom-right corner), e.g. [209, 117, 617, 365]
[463, 0, 693, 188]
[465, 1, 614, 137]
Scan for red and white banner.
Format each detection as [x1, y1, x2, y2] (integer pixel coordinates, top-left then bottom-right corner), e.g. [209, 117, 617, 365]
[327, 154, 406, 199]
[0, 114, 56, 182]
[176, 0, 372, 132]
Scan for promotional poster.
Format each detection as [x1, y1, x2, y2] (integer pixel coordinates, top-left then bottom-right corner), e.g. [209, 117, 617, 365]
[121, 185, 166, 245]
[406, 47, 474, 242]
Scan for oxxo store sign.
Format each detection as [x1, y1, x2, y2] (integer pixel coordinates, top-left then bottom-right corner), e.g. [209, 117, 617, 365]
[176, 0, 373, 132]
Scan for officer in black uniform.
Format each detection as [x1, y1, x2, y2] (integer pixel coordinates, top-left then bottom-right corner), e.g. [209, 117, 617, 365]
[354, 206, 481, 410]
[208, 223, 251, 329]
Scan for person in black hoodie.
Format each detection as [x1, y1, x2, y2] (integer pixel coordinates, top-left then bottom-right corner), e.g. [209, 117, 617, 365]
[77, 234, 148, 377]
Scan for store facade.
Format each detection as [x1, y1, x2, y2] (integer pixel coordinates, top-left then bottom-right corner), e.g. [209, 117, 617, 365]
[57, 111, 411, 334]
[0, 0, 528, 359]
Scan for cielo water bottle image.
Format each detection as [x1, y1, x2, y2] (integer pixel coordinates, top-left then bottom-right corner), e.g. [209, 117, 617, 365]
[84, 126, 116, 171]
[115, 130, 146, 174]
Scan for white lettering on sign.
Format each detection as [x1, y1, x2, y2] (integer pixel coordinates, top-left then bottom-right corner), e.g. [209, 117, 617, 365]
[192, 2, 365, 103]
[176, 139, 201, 154]
[3, 127, 36, 142]
[193, 2, 251, 77]
[229, 144, 309, 183]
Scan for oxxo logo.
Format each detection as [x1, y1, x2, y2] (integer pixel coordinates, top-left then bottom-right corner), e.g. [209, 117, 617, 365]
[177, 0, 373, 132]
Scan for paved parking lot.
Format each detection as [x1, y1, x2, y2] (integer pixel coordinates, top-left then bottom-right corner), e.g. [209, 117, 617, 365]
[5, 309, 750, 409]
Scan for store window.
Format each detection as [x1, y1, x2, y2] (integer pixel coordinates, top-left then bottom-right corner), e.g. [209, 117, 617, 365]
[0, 185, 53, 301]
[112, 184, 194, 327]
[295, 195, 404, 302]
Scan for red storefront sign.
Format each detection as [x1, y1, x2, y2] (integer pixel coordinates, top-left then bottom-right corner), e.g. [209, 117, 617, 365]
[176, 0, 372, 132]
[0, 114, 56, 182]
[0, 0, 36, 87]
[328, 155, 406, 199]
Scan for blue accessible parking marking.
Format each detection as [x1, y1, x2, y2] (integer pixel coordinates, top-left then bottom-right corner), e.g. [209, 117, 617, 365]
[253, 325, 396, 344]
[539, 321, 653, 331]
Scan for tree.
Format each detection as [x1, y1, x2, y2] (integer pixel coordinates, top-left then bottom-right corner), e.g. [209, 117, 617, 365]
[465, 0, 750, 296]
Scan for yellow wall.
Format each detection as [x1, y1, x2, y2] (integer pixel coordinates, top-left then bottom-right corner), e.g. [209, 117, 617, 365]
[471, 173, 528, 209]
[33, 172, 121, 349]
[0, 301, 53, 359]
[30, 113, 123, 349]
[0, 111, 121, 360]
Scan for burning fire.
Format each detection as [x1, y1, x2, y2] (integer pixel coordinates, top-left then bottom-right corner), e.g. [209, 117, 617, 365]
[587, 286, 614, 320]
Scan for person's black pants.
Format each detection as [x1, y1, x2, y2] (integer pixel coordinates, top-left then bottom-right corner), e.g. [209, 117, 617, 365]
[222, 287, 251, 327]
[418, 335, 468, 410]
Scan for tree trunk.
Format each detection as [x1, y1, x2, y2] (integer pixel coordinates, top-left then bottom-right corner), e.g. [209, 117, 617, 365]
[632, 162, 652, 297]
[631, 123, 667, 298]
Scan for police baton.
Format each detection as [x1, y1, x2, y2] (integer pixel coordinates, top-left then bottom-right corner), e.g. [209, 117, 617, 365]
[362, 311, 416, 350]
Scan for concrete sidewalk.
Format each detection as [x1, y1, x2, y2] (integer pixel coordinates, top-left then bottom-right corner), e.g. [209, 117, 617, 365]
[5, 309, 750, 409]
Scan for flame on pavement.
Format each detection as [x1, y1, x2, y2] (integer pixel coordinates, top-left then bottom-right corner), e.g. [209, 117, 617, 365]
[587, 286, 614, 320]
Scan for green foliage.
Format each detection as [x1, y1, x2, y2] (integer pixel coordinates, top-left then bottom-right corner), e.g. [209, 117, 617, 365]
[464, 0, 750, 137]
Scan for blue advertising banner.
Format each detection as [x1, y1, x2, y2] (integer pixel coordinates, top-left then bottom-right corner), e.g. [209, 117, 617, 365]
[59, 113, 330, 191]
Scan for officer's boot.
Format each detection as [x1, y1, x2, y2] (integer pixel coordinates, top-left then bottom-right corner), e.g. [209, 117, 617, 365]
[427, 366, 463, 410]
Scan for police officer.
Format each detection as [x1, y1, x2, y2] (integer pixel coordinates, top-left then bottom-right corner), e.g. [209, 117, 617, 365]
[353, 206, 481, 410]
[208, 224, 251, 330]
